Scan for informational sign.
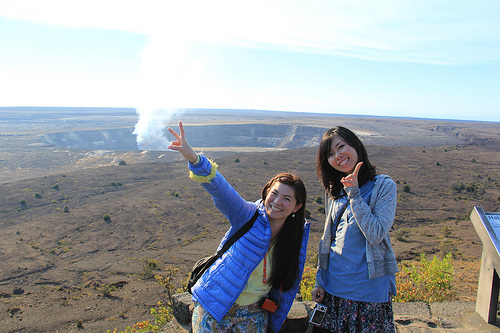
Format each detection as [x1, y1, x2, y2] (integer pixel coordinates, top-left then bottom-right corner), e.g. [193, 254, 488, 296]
[487, 213, 500, 227]
[484, 213, 500, 255]
[470, 207, 500, 323]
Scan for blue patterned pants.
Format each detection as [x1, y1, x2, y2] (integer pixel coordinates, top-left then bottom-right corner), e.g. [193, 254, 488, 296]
[192, 301, 268, 333]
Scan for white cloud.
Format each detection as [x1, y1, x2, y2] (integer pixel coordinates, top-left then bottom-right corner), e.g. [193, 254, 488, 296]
[2, 0, 499, 122]
[1, 0, 499, 64]
[0, 68, 137, 107]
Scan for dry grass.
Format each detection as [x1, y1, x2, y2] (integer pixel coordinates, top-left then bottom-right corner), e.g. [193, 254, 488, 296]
[0, 109, 498, 332]
[452, 259, 481, 302]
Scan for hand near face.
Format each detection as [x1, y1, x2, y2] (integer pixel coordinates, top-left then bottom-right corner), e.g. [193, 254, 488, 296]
[340, 162, 363, 188]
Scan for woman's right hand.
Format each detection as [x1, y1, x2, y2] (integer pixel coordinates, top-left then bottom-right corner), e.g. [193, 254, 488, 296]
[167, 121, 198, 163]
[311, 286, 325, 302]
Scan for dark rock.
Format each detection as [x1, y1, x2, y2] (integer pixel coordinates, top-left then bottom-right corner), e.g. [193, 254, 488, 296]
[278, 300, 311, 333]
[172, 292, 195, 326]
[159, 316, 190, 332]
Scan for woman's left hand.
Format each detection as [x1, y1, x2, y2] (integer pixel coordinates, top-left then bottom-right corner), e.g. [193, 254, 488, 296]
[340, 162, 363, 188]
[167, 121, 198, 163]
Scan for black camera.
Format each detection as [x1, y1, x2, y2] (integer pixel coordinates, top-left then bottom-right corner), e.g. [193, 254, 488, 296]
[309, 303, 327, 325]
[259, 297, 278, 313]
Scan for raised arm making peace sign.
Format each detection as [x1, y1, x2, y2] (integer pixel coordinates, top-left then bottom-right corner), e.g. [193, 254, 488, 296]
[167, 121, 197, 163]
[167, 121, 310, 333]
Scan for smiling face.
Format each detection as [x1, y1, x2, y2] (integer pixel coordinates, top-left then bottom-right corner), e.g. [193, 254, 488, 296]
[264, 181, 302, 225]
[328, 134, 359, 174]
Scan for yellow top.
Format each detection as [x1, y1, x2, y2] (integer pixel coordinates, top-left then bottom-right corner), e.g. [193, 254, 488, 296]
[235, 244, 275, 306]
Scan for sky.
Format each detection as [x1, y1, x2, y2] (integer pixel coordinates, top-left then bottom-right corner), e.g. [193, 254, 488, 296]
[1, 0, 499, 122]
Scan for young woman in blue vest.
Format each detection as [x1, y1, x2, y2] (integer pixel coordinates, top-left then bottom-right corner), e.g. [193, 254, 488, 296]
[168, 121, 310, 333]
[311, 126, 398, 332]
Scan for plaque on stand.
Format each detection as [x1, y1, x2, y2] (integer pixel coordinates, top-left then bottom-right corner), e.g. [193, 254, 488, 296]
[470, 206, 500, 323]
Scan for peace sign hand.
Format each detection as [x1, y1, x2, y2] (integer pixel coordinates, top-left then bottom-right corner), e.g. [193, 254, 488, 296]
[340, 162, 363, 188]
[167, 121, 198, 163]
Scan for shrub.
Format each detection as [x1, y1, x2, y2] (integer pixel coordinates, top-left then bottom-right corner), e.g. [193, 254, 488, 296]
[451, 181, 465, 193]
[314, 196, 324, 204]
[299, 264, 316, 301]
[441, 226, 452, 238]
[394, 252, 454, 303]
[234, 158, 240, 163]
[393, 228, 411, 242]
[137, 259, 160, 280]
[52, 183, 60, 190]
[105, 267, 180, 333]
[440, 239, 459, 257]
[451, 181, 481, 194]
[465, 182, 478, 193]
[317, 206, 325, 214]
[34, 193, 42, 199]
[118, 159, 127, 166]
[402, 184, 411, 193]
[100, 284, 117, 298]
[103, 214, 111, 222]
[20, 199, 26, 205]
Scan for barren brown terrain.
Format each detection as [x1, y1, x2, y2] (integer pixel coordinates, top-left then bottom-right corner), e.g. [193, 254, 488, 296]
[0, 108, 499, 332]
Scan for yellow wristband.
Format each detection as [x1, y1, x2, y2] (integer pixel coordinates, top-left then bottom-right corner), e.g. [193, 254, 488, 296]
[189, 158, 218, 183]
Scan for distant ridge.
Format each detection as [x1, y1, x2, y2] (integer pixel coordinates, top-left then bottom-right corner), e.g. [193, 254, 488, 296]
[0, 106, 136, 113]
[1, 106, 495, 123]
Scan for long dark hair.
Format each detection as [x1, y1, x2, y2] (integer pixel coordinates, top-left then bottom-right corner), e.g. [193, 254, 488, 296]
[317, 126, 376, 199]
[261, 173, 306, 291]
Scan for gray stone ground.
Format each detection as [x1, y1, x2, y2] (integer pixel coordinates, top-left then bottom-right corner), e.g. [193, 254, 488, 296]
[393, 301, 500, 333]
[162, 293, 500, 332]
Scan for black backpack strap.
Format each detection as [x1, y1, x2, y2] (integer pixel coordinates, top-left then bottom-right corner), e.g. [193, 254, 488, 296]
[218, 209, 259, 255]
[187, 209, 260, 293]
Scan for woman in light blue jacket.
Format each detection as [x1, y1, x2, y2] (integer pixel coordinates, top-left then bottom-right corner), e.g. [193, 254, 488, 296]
[168, 122, 310, 333]
[311, 126, 398, 333]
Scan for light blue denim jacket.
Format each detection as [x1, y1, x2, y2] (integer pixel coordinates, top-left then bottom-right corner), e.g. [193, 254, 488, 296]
[318, 175, 398, 280]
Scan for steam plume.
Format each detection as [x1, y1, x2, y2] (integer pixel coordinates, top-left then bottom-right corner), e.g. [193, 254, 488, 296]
[132, 25, 204, 151]
[133, 108, 181, 151]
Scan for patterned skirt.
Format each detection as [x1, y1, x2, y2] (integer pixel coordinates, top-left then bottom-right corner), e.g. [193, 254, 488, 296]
[312, 292, 395, 333]
[192, 301, 268, 333]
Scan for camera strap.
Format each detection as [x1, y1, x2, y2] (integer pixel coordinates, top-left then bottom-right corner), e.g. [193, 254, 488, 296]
[263, 252, 268, 284]
[262, 249, 282, 306]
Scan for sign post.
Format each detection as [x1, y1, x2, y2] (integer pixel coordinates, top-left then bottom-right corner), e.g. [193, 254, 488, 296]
[470, 206, 500, 323]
